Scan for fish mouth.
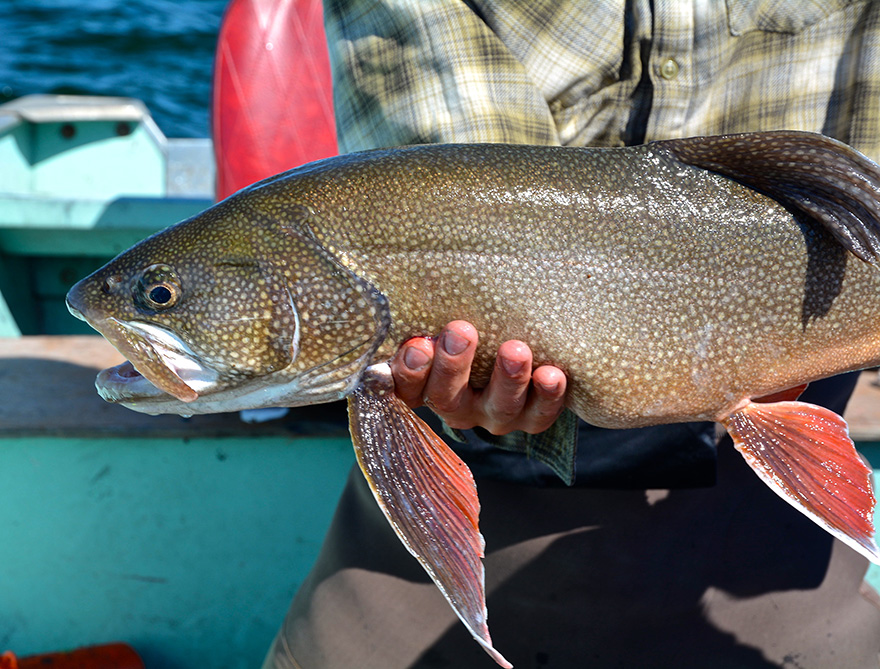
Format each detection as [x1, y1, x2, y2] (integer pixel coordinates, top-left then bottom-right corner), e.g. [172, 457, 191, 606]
[96, 359, 169, 403]
[88, 319, 219, 405]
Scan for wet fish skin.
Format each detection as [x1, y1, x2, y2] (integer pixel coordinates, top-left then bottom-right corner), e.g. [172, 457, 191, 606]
[286, 139, 880, 429]
[65, 131, 880, 667]
[70, 137, 880, 422]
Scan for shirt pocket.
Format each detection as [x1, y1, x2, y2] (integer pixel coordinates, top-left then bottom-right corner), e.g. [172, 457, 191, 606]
[725, 0, 857, 35]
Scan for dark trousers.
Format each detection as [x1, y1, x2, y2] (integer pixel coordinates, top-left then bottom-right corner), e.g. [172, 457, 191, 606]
[263, 433, 880, 668]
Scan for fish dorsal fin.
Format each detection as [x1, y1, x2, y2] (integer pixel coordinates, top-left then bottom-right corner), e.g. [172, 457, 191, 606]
[721, 400, 879, 563]
[656, 131, 880, 264]
[347, 363, 512, 668]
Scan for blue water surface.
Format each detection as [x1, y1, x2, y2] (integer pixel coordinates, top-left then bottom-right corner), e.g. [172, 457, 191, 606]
[0, 0, 228, 137]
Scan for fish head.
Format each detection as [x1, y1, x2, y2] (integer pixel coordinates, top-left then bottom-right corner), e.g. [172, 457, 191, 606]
[66, 189, 390, 415]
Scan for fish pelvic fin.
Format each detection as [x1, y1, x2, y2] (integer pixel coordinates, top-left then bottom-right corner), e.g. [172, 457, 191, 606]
[721, 400, 879, 564]
[348, 363, 513, 668]
[446, 408, 579, 485]
[656, 131, 880, 264]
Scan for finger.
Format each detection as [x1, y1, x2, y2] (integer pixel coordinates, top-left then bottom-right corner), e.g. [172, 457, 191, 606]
[480, 340, 533, 434]
[390, 336, 435, 408]
[519, 365, 568, 433]
[423, 321, 478, 418]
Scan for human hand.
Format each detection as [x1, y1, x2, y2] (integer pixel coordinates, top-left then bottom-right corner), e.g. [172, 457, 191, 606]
[390, 320, 567, 435]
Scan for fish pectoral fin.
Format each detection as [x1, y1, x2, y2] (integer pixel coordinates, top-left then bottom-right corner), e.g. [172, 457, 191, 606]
[347, 363, 512, 669]
[657, 131, 880, 264]
[722, 400, 879, 563]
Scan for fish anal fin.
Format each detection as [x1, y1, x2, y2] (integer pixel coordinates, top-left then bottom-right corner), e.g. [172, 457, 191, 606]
[656, 131, 880, 264]
[348, 363, 512, 668]
[722, 400, 879, 563]
[754, 383, 809, 404]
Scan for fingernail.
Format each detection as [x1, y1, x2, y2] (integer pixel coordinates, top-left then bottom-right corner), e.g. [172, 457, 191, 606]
[501, 357, 525, 376]
[536, 380, 559, 394]
[442, 330, 469, 356]
[404, 346, 430, 370]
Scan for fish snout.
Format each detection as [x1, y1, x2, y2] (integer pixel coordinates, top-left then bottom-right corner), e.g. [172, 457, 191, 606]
[66, 272, 127, 325]
[66, 295, 86, 322]
[65, 279, 90, 323]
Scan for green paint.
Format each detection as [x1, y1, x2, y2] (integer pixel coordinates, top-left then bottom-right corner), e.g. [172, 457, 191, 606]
[860, 444, 880, 593]
[0, 119, 163, 200]
[0, 96, 214, 337]
[0, 288, 21, 337]
[0, 434, 353, 667]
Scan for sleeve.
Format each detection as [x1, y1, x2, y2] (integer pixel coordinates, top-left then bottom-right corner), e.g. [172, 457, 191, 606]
[324, 0, 560, 151]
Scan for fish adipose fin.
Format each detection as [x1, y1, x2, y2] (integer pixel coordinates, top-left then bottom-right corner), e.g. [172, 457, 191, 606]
[721, 401, 879, 563]
[656, 131, 880, 264]
[348, 363, 512, 669]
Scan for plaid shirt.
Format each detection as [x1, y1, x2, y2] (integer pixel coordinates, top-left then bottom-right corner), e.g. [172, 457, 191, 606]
[326, 0, 880, 159]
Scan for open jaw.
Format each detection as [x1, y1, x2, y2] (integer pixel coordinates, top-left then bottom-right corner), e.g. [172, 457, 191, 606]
[97, 360, 168, 402]
[94, 320, 219, 404]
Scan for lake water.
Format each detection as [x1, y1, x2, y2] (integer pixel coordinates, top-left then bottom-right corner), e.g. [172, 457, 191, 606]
[0, 0, 228, 138]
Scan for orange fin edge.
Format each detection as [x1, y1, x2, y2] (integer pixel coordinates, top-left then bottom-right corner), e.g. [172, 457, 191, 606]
[753, 383, 808, 404]
[722, 400, 879, 563]
[348, 363, 513, 668]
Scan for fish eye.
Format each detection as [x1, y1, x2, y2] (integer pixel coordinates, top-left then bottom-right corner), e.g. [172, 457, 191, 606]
[135, 264, 181, 312]
[147, 283, 175, 306]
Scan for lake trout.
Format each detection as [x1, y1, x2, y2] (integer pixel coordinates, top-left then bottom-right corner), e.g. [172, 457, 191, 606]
[66, 131, 880, 667]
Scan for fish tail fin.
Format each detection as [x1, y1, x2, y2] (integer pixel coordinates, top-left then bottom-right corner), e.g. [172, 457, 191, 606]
[722, 400, 879, 563]
[657, 131, 880, 263]
[348, 363, 513, 669]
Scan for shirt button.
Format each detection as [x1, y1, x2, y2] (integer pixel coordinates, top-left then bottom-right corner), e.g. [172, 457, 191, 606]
[660, 58, 679, 80]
